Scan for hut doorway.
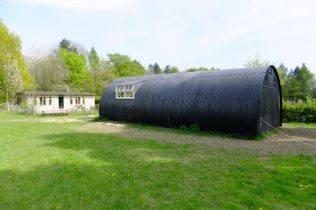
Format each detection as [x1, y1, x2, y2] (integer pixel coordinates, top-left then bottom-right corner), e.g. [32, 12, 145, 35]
[58, 96, 64, 109]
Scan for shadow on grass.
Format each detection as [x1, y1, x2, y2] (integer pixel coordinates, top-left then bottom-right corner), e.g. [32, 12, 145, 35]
[0, 132, 185, 209]
[0, 163, 153, 209]
[121, 121, 268, 140]
[1, 131, 316, 209]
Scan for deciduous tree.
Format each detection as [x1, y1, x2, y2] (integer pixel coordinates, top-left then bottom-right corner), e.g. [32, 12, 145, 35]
[108, 53, 145, 77]
[0, 20, 32, 103]
[27, 54, 69, 91]
[58, 48, 93, 92]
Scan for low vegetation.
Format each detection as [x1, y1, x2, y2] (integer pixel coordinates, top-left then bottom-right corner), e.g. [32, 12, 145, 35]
[283, 101, 316, 123]
[0, 111, 315, 209]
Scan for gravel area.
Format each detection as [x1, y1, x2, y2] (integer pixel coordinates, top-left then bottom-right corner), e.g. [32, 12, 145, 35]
[77, 121, 316, 155]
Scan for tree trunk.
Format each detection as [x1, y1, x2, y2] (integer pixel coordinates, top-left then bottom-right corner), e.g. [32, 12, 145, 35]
[6, 89, 9, 111]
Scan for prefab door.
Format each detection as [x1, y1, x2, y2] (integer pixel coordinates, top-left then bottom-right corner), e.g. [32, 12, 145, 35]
[58, 96, 64, 109]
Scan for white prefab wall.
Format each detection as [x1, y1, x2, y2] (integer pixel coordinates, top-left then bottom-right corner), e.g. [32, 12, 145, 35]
[24, 95, 95, 114]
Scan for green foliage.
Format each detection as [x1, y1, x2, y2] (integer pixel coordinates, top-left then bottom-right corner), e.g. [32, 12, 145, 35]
[277, 64, 287, 87]
[59, 38, 78, 53]
[148, 63, 162, 74]
[95, 95, 101, 104]
[186, 67, 209, 72]
[27, 54, 69, 91]
[89, 47, 99, 69]
[170, 66, 179, 73]
[283, 101, 316, 123]
[244, 54, 270, 67]
[95, 59, 116, 96]
[0, 20, 32, 102]
[58, 48, 93, 92]
[163, 65, 171, 74]
[164, 65, 179, 74]
[284, 64, 314, 102]
[108, 53, 145, 77]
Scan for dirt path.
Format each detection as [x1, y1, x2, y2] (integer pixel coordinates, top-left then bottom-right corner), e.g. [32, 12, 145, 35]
[78, 121, 316, 155]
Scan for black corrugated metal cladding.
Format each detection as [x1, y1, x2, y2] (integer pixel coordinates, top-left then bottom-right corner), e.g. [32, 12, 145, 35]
[99, 66, 282, 136]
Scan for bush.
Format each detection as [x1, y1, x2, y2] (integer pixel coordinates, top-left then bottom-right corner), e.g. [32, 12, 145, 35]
[282, 102, 316, 123]
[95, 96, 101, 105]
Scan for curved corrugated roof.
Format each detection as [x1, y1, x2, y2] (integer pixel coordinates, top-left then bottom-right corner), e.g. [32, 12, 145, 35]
[100, 66, 282, 136]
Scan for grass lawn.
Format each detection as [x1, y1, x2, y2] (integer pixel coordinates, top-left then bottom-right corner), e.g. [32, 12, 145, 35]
[0, 111, 315, 209]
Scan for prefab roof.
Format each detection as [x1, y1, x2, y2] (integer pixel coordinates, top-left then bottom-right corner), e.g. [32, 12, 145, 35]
[18, 91, 95, 96]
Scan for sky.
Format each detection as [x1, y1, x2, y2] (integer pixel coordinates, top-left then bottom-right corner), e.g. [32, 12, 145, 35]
[1, 0, 316, 72]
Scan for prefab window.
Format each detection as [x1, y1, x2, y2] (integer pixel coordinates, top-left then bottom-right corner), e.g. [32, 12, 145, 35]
[82, 97, 85, 104]
[40, 97, 46, 105]
[70, 98, 73, 105]
[49, 97, 52, 105]
[115, 82, 141, 99]
[33, 97, 37, 105]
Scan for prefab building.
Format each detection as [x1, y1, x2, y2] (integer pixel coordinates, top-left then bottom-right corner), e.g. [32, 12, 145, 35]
[100, 66, 282, 136]
[17, 91, 95, 114]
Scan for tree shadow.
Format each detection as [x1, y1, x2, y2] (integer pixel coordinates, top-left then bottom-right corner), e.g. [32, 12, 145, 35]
[1, 132, 316, 209]
[0, 162, 154, 209]
[43, 132, 180, 164]
[0, 132, 208, 209]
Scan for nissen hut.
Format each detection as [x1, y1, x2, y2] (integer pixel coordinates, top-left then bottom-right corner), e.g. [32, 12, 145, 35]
[100, 66, 282, 136]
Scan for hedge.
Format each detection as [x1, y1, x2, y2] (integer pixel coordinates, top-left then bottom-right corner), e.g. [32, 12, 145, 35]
[282, 102, 316, 123]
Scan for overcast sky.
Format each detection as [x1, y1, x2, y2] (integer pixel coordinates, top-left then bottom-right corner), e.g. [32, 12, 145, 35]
[1, 0, 316, 72]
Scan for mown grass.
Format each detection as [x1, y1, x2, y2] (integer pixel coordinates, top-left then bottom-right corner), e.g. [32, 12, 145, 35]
[0, 111, 316, 209]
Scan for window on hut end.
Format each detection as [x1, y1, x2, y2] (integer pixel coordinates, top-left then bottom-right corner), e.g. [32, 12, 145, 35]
[115, 82, 141, 99]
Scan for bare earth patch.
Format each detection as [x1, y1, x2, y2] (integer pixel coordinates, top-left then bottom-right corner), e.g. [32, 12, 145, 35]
[77, 122, 316, 155]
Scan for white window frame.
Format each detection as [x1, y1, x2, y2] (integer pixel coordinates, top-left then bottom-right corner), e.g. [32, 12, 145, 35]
[115, 82, 141, 99]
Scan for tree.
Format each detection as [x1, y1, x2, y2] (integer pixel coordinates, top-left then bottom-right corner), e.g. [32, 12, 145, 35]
[108, 53, 145, 77]
[187, 67, 208, 72]
[58, 48, 93, 92]
[148, 64, 154, 74]
[312, 78, 316, 99]
[284, 63, 314, 102]
[89, 47, 100, 93]
[59, 38, 78, 54]
[0, 20, 32, 103]
[152, 63, 162, 74]
[95, 59, 116, 95]
[89, 47, 100, 68]
[244, 55, 270, 67]
[277, 64, 287, 86]
[164, 65, 171, 74]
[170, 66, 179, 73]
[27, 54, 69, 91]
[3, 57, 23, 106]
